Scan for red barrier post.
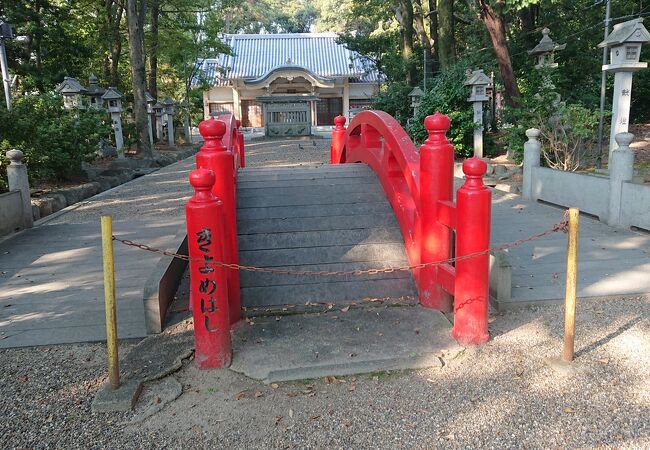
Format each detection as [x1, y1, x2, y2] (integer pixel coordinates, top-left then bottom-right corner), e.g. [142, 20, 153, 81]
[186, 168, 232, 368]
[330, 115, 346, 164]
[419, 113, 454, 312]
[453, 157, 491, 345]
[235, 119, 246, 168]
[197, 117, 241, 324]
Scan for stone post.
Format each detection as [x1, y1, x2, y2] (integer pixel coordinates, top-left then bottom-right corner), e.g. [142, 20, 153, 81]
[111, 112, 124, 156]
[167, 112, 175, 146]
[607, 132, 635, 226]
[522, 128, 541, 201]
[472, 101, 484, 158]
[6, 149, 33, 229]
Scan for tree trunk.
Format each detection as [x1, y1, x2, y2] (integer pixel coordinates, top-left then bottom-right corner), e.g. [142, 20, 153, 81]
[148, 0, 159, 99]
[125, 0, 152, 157]
[478, 0, 521, 107]
[413, 0, 437, 77]
[438, 0, 456, 68]
[428, 0, 439, 71]
[395, 0, 416, 85]
[103, 0, 123, 88]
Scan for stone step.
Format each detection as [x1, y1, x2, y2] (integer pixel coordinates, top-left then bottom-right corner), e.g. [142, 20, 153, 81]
[237, 202, 393, 221]
[238, 227, 405, 251]
[237, 182, 383, 199]
[241, 278, 417, 307]
[237, 191, 387, 208]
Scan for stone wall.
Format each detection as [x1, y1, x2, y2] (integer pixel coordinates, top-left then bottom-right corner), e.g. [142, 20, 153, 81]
[523, 129, 650, 231]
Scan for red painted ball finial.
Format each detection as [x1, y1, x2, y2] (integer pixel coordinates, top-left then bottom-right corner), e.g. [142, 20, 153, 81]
[334, 115, 346, 129]
[199, 117, 226, 140]
[423, 112, 451, 145]
[198, 117, 227, 152]
[462, 157, 487, 178]
[189, 168, 215, 191]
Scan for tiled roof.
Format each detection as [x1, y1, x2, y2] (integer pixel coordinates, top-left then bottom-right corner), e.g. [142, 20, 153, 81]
[195, 33, 379, 86]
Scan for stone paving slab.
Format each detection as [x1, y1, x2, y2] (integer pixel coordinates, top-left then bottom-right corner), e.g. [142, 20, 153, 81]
[0, 157, 196, 348]
[487, 188, 650, 307]
[230, 305, 460, 383]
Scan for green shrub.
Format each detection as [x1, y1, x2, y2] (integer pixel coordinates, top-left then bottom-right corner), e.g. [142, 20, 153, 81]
[0, 93, 110, 183]
[501, 68, 602, 168]
[407, 59, 494, 158]
[370, 82, 413, 126]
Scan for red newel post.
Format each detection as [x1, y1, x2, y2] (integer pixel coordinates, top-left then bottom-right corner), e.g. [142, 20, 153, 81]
[419, 113, 454, 312]
[330, 115, 346, 164]
[235, 119, 246, 168]
[197, 117, 241, 324]
[186, 168, 232, 368]
[453, 157, 491, 345]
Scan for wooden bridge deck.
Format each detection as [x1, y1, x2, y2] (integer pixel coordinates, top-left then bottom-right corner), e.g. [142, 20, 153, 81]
[237, 164, 418, 308]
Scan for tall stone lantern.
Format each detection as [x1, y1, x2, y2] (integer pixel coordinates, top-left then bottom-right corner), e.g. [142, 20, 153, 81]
[102, 87, 125, 158]
[528, 28, 566, 70]
[162, 97, 176, 146]
[408, 86, 424, 118]
[86, 74, 105, 110]
[598, 18, 650, 157]
[464, 69, 491, 158]
[56, 76, 87, 110]
[145, 92, 155, 147]
[153, 101, 164, 142]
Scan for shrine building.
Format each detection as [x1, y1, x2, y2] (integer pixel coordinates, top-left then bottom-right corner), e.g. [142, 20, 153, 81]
[197, 33, 379, 136]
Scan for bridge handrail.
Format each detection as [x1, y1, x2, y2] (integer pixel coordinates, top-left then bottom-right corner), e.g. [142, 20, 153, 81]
[332, 110, 491, 346]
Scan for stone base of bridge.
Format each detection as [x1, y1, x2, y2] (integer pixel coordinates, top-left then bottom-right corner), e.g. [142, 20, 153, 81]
[229, 304, 462, 383]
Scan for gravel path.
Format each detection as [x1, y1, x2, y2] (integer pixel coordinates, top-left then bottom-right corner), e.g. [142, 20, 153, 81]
[2, 138, 649, 449]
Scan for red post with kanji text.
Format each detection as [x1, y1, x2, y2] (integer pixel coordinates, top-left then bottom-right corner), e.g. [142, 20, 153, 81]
[419, 113, 454, 312]
[186, 168, 232, 368]
[330, 115, 346, 164]
[453, 158, 491, 345]
[197, 117, 241, 324]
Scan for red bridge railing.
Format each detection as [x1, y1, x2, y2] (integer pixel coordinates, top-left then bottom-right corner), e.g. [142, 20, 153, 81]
[186, 114, 245, 368]
[331, 111, 491, 345]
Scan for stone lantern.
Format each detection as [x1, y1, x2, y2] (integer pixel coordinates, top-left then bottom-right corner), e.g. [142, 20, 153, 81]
[408, 86, 424, 117]
[598, 18, 650, 157]
[153, 101, 164, 143]
[56, 76, 88, 110]
[86, 74, 105, 110]
[145, 92, 155, 146]
[464, 69, 492, 158]
[102, 87, 125, 157]
[528, 28, 566, 70]
[162, 97, 176, 146]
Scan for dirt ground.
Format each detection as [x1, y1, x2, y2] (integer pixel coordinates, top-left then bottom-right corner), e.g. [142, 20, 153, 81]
[1, 296, 648, 449]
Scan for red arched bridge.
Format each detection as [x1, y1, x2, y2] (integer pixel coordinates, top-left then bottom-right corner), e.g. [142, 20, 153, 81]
[187, 111, 491, 368]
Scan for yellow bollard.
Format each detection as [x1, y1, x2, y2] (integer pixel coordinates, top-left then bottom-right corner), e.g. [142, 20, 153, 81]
[101, 215, 120, 390]
[562, 208, 580, 362]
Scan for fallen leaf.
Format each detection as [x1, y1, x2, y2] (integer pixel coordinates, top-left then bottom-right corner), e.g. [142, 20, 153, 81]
[275, 316, 281, 321]
[598, 358, 610, 365]
[254, 391, 264, 398]
[271, 383, 279, 389]
[309, 415, 321, 420]
[236, 391, 247, 400]
[324, 376, 338, 384]
[564, 407, 574, 414]
[286, 391, 299, 398]
[274, 416, 283, 425]
[289, 408, 294, 418]
[348, 385, 356, 392]
[340, 306, 350, 312]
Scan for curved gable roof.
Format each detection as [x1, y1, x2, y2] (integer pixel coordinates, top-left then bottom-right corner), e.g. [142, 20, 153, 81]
[197, 33, 379, 86]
